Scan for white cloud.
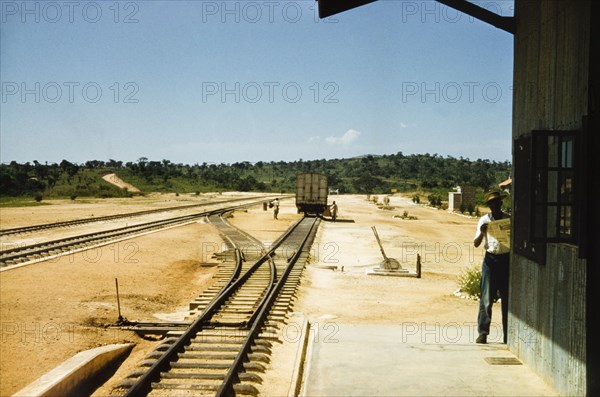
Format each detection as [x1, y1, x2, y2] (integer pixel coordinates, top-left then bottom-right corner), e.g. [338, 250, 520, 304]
[325, 129, 361, 146]
[307, 136, 321, 143]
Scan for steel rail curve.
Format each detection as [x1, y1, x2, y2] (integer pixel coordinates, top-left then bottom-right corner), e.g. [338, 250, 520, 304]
[116, 215, 319, 397]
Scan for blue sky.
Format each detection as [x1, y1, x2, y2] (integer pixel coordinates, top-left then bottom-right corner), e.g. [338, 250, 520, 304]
[1, 0, 514, 165]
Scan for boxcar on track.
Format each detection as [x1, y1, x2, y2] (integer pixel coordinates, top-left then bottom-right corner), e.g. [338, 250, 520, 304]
[295, 173, 328, 214]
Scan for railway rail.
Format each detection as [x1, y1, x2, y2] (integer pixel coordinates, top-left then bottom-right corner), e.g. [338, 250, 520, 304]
[114, 215, 320, 397]
[0, 199, 277, 270]
[0, 196, 276, 237]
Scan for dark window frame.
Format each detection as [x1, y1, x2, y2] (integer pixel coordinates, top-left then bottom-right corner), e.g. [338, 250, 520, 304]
[531, 130, 579, 245]
[513, 129, 583, 265]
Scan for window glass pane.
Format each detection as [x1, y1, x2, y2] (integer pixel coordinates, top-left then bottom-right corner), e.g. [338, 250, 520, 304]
[547, 136, 558, 168]
[561, 138, 573, 168]
[560, 206, 573, 237]
[547, 171, 558, 202]
[560, 171, 574, 203]
[546, 206, 557, 238]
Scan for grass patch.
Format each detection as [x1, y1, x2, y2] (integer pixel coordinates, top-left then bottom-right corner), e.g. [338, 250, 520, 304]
[0, 197, 51, 207]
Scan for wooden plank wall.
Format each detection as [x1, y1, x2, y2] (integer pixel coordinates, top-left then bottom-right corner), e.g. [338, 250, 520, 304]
[510, 1, 589, 395]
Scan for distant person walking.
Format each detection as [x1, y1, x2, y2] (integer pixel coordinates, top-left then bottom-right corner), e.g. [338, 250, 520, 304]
[272, 198, 279, 219]
[330, 201, 338, 222]
[474, 191, 510, 344]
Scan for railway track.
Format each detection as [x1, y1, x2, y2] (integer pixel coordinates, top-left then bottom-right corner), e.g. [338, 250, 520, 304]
[0, 196, 278, 237]
[114, 215, 320, 397]
[0, 200, 275, 270]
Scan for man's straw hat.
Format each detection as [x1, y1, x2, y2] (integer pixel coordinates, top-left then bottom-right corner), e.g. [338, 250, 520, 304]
[484, 191, 504, 204]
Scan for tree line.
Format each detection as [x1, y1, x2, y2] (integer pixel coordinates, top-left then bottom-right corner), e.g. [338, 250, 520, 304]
[0, 153, 511, 199]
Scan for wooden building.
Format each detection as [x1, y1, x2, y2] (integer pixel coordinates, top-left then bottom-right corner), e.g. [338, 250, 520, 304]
[510, 2, 595, 396]
[318, 1, 597, 395]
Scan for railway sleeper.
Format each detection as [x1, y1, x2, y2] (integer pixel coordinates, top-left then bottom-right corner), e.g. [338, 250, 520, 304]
[192, 295, 219, 303]
[275, 297, 294, 306]
[177, 352, 269, 363]
[149, 381, 260, 396]
[188, 340, 271, 353]
[191, 297, 216, 304]
[230, 294, 266, 300]
[273, 302, 294, 311]
[267, 312, 288, 321]
[278, 288, 297, 296]
[211, 316, 253, 324]
[256, 333, 282, 343]
[168, 361, 266, 372]
[224, 297, 264, 305]
[219, 302, 259, 309]
[236, 281, 268, 288]
[192, 335, 247, 344]
[217, 309, 257, 316]
[186, 345, 267, 353]
[189, 302, 209, 310]
[160, 372, 262, 383]
[261, 325, 281, 336]
[241, 280, 271, 286]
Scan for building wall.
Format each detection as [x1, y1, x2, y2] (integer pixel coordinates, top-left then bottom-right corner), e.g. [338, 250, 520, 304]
[460, 186, 476, 208]
[448, 192, 461, 210]
[510, 1, 589, 395]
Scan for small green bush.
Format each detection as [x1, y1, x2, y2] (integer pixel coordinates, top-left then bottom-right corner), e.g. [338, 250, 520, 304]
[457, 265, 481, 298]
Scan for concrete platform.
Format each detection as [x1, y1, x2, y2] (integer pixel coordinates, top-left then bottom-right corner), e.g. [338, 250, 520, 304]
[12, 343, 133, 397]
[300, 324, 558, 397]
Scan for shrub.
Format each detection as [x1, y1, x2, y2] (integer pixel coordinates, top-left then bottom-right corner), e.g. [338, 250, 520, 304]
[457, 265, 481, 298]
[427, 194, 442, 207]
[467, 203, 475, 215]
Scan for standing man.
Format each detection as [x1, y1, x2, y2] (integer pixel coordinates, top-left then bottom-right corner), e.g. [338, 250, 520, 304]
[330, 201, 338, 222]
[474, 191, 510, 344]
[273, 198, 279, 219]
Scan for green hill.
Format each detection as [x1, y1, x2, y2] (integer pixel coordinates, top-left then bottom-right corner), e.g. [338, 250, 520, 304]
[1, 153, 510, 203]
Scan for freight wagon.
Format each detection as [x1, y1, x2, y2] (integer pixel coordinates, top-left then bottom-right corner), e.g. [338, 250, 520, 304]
[295, 173, 328, 214]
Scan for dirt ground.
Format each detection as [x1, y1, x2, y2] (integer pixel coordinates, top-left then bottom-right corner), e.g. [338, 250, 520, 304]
[256, 195, 493, 397]
[0, 194, 297, 396]
[0, 193, 495, 396]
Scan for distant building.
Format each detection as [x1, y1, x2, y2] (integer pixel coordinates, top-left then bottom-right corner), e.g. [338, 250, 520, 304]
[448, 185, 475, 211]
[499, 177, 512, 193]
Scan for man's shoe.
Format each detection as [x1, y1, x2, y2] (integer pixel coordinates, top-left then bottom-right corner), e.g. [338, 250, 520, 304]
[476, 334, 487, 344]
